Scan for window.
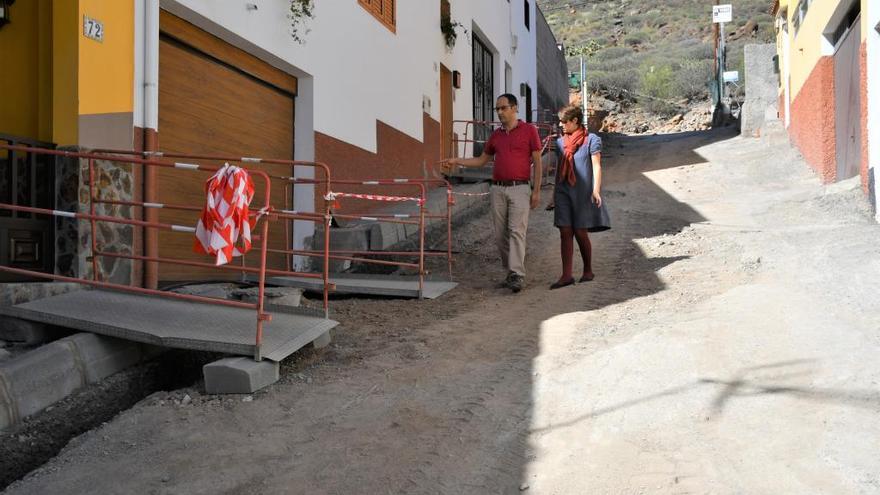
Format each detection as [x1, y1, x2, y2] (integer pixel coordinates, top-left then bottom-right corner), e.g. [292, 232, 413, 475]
[472, 35, 494, 157]
[793, 0, 811, 35]
[524, 0, 530, 31]
[359, 0, 395, 32]
[828, 2, 860, 48]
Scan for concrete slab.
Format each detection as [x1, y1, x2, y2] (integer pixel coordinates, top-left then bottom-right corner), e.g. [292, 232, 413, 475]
[203, 357, 279, 394]
[260, 274, 458, 299]
[0, 290, 338, 362]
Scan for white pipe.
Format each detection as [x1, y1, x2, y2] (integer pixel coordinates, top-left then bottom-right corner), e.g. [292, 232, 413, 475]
[133, 0, 144, 131]
[144, 0, 159, 132]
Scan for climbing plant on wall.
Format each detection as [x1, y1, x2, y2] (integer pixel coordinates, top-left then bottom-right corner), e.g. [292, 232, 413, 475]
[289, 0, 315, 44]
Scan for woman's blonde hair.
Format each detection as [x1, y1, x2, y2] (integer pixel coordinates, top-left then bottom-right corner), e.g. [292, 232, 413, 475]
[558, 104, 584, 127]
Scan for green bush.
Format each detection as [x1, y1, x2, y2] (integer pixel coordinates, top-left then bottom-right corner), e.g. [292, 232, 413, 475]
[588, 69, 639, 99]
[674, 58, 713, 100]
[594, 46, 634, 61]
[623, 14, 644, 27]
[639, 63, 674, 100]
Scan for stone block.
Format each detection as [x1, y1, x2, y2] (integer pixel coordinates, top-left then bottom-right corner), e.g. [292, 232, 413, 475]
[311, 331, 332, 349]
[60, 333, 143, 384]
[234, 287, 303, 307]
[369, 221, 403, 250]
[203, 357, 279, 394]
[313, 225, 371, 272]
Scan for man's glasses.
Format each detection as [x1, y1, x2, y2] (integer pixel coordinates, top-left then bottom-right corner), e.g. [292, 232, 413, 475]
[494, 105, 512, 112]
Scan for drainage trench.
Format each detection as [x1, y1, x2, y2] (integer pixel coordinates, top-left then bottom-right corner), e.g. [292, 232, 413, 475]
[0, 348, 217, 489]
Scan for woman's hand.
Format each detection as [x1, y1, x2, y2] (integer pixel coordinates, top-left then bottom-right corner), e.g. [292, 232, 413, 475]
[591, 191, 602, 207]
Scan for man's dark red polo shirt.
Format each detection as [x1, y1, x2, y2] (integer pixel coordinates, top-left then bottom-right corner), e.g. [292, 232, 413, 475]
[484, 120, 541, 181]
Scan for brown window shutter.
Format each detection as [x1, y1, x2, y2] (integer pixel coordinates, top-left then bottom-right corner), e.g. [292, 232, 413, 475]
[383, 0, 395, 26]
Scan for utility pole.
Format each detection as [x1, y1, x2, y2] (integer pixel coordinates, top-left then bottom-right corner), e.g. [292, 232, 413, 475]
[712, 3, 732, 124]
[719, 18, 726, 106]
[580, 55, 587, 117]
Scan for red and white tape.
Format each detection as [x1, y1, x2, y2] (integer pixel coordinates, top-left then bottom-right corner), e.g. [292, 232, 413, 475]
[449, 191, 490, 197]
[324, 191, 424, 205]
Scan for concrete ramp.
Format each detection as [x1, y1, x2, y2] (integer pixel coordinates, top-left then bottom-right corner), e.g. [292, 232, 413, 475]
[258, 274, 457, 299]
[0, 290, 337, 362]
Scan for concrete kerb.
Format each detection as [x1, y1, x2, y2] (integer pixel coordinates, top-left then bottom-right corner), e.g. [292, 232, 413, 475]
[0, 332, 157, 431]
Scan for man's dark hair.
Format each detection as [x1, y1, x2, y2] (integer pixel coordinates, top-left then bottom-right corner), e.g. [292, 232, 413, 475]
[497, 93, 518, 107]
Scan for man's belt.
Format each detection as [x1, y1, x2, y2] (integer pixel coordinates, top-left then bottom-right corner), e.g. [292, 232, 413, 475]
[491, 180, 530, 187]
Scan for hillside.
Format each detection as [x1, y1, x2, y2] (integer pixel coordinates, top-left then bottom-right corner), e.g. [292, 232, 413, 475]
[537, 0, 776, 123]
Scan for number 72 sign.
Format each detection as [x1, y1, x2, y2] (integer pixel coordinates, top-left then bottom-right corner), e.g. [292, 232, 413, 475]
[83, 16, 104, 42]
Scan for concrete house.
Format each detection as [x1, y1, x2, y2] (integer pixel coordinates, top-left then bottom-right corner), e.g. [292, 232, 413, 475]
[0, 0, 566, 287]
[772, 0, 871, 215]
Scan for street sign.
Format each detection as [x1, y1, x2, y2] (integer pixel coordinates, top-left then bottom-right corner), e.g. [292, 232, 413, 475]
[722, 70, 739, 83]
[713, 4, 732, 24]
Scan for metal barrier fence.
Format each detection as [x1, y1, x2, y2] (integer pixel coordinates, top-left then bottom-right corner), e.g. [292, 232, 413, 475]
[0, 143, 296, 361]
[93, 150, 456, 299]
[94, 148, 335, 313]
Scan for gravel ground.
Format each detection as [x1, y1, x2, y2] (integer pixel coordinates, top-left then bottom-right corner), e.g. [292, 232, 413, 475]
[4, 125, 880, 494]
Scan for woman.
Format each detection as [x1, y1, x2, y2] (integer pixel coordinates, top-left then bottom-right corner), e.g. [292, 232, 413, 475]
[548, 104, 610, 289]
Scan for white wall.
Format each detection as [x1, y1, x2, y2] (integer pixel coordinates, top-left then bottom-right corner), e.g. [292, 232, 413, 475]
[156, 0, 538, 261]
[161, 0, 537, 150]
[441, 0, 538, 132]
[869, 1, 879, 220]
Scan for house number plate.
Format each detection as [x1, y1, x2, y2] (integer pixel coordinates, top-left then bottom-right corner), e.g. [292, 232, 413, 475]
[83, 16, 104, 42]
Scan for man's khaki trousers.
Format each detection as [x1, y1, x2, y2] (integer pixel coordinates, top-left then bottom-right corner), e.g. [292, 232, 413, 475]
[490, 184, 531, 277]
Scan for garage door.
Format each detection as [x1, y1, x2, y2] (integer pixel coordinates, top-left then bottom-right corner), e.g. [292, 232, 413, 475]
[158, 12, 296, 282]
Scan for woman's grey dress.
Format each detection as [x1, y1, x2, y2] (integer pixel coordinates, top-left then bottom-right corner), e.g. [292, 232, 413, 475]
[553, 133, 611, 232]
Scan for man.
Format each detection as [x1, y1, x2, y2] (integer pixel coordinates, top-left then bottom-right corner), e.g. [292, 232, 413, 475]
[442, 94, 542, 292]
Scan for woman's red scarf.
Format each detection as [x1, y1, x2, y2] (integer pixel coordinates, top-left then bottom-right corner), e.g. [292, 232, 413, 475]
[559, 127, 586, 186]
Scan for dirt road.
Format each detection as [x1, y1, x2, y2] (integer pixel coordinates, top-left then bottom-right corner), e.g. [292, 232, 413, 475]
[5, 126, 880, 494]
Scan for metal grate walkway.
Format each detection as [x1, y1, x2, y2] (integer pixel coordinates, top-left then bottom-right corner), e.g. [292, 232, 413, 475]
[0, 290, 337, 362]
[257, 274, 457, 299]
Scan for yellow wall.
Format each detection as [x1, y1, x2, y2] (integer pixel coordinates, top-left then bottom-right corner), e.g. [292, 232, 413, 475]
[0, 0, 53, 142]
[775, 0, 791, 96]
[53, 0, 79, 146]
[78, 0, 134, 116]
[0, 0, 134, 146]
[787, 0, 861, 98]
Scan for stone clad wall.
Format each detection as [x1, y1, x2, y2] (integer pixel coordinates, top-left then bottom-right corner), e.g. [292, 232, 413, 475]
[76, 158, 135, 285]
[55, 149, 80, 278]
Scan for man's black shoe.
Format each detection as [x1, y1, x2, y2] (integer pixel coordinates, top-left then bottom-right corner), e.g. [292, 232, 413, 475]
[496, 271, 515, 289]
[508, 274, 524, 293]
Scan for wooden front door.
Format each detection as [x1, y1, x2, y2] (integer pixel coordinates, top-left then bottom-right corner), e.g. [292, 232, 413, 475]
[158, 12, 297, 282]
[440, 65, 453, 159]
